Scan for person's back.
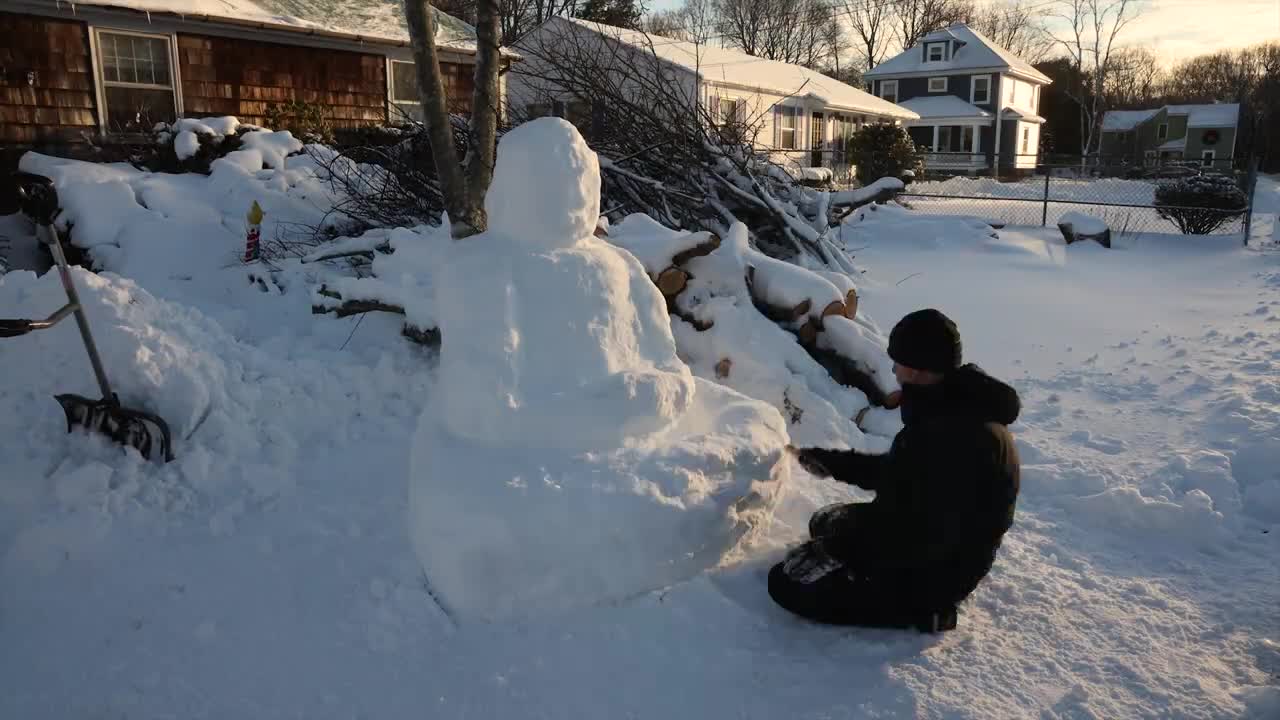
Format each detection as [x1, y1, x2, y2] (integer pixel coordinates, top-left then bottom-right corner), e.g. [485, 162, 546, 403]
[769, 309, 1021, 632]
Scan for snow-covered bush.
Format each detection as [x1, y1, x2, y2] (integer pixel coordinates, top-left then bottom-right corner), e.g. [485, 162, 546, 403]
[1155, 172, 1248, 235]
[144, 117, 250, 174]
[846, 124, 924, 186]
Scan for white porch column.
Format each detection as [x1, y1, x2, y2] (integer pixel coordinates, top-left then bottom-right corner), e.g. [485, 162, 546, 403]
[932, 125, 940, 151]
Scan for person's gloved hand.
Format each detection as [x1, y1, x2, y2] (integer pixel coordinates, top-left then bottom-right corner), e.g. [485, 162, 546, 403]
[787, 446, 832, 478]
[781, 539, 843, 583]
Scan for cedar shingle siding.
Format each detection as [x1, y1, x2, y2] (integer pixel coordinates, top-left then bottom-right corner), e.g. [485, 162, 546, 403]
[177, 34, 388, 128]
[0, 12, 98, 143]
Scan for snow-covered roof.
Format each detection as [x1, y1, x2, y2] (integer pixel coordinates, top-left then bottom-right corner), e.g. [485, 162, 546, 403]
[864, 23, 1051, 84]
[898, 95, 992, 120]
[29, 0, 479, 52]
[1101, 109, 1159, 132]
[1170, 103, 1240, 128]
[556, 18, 916, 120]
[1102, 103, 1239, 133]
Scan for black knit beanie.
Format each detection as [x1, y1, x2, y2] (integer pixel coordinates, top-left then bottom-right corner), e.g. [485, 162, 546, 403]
[888, 309, 962, 373]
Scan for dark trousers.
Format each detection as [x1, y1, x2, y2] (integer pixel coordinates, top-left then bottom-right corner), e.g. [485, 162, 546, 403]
[767, 503, 958, 632]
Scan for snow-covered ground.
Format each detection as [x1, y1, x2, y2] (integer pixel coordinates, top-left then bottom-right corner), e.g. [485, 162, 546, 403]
[1, 155, 1278, 719]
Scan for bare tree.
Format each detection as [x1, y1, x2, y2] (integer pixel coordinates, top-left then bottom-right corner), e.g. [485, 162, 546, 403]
[969, 0, 1050, 63]
[1104, 45, 1162, 108]
[1047, 0, 1142, 156]
[431, 0, 585, 45]
[643, 0, 715, 44]
[892, 0, 975, 50]
[404, 0, 503, 235]
[847, 0, 894, 72]
[715, 0, 845, 69]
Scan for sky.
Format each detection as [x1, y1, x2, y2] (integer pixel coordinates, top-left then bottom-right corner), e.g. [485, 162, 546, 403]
[644, 0, 1280, 67]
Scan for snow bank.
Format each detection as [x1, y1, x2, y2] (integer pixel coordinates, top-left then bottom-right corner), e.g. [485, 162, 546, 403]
[240, 129, 304, 169]
[17, 148, 346, 311]
[842, 200, 999, 248]
[409, 119, 787, 620]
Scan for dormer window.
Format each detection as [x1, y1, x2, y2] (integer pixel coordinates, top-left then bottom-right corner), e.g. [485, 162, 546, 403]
[926, 43, 947, 62]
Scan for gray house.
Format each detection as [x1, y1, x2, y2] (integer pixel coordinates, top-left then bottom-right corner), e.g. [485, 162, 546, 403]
[864, 24, 1051, 174]
[1099, 104, 1239, 170]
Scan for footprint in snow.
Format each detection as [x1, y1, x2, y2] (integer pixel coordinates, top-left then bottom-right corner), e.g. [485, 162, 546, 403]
[1067, 430, 1128, 455]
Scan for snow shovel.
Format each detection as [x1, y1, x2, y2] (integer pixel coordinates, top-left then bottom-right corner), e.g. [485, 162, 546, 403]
[0, 172, 174, 462]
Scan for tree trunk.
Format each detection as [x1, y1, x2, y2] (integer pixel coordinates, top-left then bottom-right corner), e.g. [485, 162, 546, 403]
[404, 1, 468, 231]
[463, 0, 502, 234]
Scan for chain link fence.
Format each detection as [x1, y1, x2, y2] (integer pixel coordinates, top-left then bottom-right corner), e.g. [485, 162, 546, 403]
[897, 153, 1256, 239]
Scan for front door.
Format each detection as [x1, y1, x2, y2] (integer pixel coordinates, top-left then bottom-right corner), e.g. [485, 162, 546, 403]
[811, 112, 824, 166]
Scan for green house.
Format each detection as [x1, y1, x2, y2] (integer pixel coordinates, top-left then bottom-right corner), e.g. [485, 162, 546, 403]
[1099, 103, 1240, 171]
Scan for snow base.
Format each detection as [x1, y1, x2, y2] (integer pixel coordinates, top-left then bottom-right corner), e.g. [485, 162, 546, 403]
[409, 377, 787, 620]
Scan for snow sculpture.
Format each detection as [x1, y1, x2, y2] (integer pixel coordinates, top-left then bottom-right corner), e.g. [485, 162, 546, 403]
[409, 118, 788, 620]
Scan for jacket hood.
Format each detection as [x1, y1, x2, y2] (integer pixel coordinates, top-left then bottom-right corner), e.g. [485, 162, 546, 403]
[900, 364, 1021, 427]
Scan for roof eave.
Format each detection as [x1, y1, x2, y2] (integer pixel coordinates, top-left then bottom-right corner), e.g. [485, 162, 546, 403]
[17, 0, 516, 58]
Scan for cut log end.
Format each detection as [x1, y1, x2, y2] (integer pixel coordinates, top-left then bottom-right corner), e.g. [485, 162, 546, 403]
[656, 266, 689, 298]
[796, 320, 818, 347]
[821, 300, 845, 319]
[715, 357, 732, 379]
[843, 289, 859, 319]
[883, 390, 903, 410]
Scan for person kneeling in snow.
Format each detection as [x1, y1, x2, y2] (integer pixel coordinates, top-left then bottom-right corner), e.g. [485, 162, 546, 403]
[769, 309, 1021, 632]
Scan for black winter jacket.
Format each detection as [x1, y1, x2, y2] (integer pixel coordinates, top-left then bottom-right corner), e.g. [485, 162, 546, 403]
[802, 364, 1021, 610]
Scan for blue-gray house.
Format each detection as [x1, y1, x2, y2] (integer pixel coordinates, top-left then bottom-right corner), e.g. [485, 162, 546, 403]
[864, 24, 1051, 174]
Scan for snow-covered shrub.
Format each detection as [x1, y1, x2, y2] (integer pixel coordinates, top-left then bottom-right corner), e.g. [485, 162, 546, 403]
[846, 124, 924, 186]
[143, 117, 250, 174]
[1155, 173, 1248, 235]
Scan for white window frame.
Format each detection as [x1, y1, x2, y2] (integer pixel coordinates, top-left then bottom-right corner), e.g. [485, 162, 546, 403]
[1201, 149, 1215, 167]
[879, 80, 898, 104]
[778, 105, 798, 150]
[927, 43, 946, 62]
[719, 95, 742, 126]
[1157, 122, 1168, 140]
[1021, 126, 1030, 153]
[90, 26, 183, 133]
[388, 59, 424, 122]
[927, 77, 948, 93]
[970, 74, 991, 105]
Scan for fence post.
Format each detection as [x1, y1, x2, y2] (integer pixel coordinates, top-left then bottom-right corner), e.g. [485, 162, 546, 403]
[1041, 168, 1050, 227]
[1242, 156, 1258, 246]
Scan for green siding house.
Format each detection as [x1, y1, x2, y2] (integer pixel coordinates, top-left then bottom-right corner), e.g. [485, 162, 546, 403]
[1099, 103, 1239, 170]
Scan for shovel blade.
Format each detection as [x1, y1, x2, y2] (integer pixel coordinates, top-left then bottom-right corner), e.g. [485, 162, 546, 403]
[55, 393, 175, 462]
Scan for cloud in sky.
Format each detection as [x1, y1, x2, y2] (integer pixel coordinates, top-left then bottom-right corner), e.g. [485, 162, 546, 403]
[645, 0, 1279, 66]
[1118, 0, 1278, 63]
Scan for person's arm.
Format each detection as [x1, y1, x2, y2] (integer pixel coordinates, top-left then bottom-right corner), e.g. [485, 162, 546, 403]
[832, 428, 970, 572]
[793, 446, 889, 492]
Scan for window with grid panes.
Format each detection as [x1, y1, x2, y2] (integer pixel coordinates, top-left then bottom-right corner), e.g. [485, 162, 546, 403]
[96, 30, 177, 132]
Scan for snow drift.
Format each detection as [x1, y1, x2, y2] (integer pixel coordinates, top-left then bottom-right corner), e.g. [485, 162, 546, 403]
[408, 119, 789, 620]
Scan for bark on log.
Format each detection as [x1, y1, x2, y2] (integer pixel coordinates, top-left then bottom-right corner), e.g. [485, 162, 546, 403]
[402, 324, 441, 347]
[808, 345, 891, 407]
[656, 266, 689, 298]
[670, 232, 721, 267]
[312, 298, 406, 319]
